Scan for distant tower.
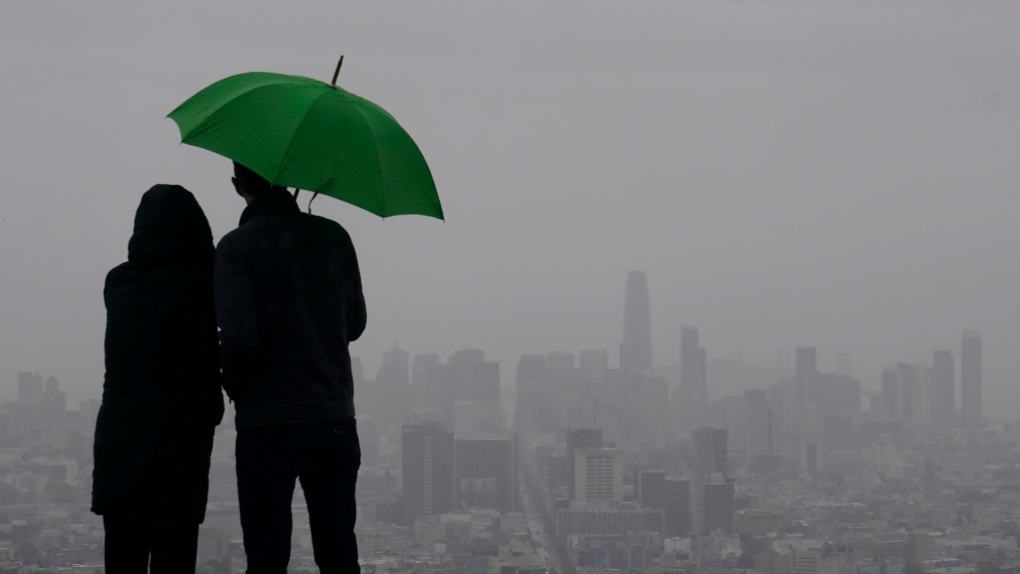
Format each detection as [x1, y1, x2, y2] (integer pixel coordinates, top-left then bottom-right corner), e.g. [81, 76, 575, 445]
[401, 422, 455, 523]
[932, 350, 954, 424]
[620, 271, 652, 373]
[961, 331, 982, 427]
[566, 428, 603, 500]
[691, 426, 727, 534]
[795, 347, 817, 383]
[680, 324, 708, 428]
[743, 389, 771, 461]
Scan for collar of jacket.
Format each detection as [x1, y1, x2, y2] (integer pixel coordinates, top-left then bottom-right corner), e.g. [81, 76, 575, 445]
[239, 188, 301, 226]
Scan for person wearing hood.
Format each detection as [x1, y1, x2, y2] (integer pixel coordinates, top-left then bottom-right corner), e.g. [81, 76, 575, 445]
[92, 184, 224, 573]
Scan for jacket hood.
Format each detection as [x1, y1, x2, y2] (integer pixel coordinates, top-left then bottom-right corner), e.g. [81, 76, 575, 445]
[128, 184, 214, 273]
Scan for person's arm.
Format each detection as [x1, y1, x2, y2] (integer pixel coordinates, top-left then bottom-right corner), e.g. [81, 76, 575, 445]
[339, 228, 367, 342]
[174, 273, 224, 427]
[215, 236, 260, 400]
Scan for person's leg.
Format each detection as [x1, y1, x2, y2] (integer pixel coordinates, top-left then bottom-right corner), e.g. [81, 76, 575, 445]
[103, 516, 150, 574]
[148, 523, 200, 574]
[237, 426, 298, 574]
[299, 418, 361, 574]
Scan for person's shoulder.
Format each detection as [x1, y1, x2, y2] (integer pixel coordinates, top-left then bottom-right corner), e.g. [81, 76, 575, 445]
[216, 224, 248, 252]
[306, 214, 352, 240]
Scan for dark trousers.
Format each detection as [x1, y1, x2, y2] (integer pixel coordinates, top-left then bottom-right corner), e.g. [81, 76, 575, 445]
[236, 417, 361, 574]
[103, 517, 199, 574]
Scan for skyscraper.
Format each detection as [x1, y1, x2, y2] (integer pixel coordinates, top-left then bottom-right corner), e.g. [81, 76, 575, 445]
[664, 477, 691, 536]
[680, 324, 707, 428]
[691, 427, 727, 534]
[17, 371, 43, 404]
[961, 331, 982, 427]
[621, 271, 652, 373]
[579, 350, 609, 385]
[795, 347, 818, 382]
[743, 389, 771, 461]
[401, 422, 456, 522]
[573, 447, 622, 504]
[455, 433, 518, 513]
[932, 350, 954, 424]
[566, 428, 603, 500]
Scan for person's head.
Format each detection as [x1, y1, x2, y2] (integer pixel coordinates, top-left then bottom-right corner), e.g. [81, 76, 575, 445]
[128, 184, 214, 273]
[232, 161, 285, 204]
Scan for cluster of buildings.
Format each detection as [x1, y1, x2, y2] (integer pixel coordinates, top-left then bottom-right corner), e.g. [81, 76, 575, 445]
[4, 270, 1013, 574]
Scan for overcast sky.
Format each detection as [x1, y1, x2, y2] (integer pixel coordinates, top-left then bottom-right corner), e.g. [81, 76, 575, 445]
[2, 1, 1019, 416]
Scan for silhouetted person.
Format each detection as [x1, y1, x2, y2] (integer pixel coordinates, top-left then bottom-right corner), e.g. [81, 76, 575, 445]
[92, 185, 224, 574]
[217, 162, 366, 574]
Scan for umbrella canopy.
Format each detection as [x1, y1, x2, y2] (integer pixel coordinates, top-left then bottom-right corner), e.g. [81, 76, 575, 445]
[168, 70, 443, 220]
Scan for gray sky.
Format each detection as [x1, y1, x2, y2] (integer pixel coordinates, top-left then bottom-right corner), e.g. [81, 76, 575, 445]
[3, 1, 1020, 416]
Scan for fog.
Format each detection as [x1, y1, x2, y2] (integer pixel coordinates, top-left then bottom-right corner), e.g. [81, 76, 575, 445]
[3, 1, 1020, 417]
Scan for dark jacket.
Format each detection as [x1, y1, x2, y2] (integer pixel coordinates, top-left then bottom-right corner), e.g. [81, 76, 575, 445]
[92, 184, 224, 525]
[215, 188, 366, 430]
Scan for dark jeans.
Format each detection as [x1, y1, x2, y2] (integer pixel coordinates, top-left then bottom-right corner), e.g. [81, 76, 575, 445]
[236, 417, 361, 574]
[103, 517, 199, 574]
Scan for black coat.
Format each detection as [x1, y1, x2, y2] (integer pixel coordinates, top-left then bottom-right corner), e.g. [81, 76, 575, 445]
[91, 184, 224, 525]
[215, 188, 366, 430]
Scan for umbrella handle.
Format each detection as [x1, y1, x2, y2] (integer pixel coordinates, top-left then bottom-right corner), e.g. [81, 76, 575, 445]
[293, 188, 300, 200]
[308, 192, 319, 215]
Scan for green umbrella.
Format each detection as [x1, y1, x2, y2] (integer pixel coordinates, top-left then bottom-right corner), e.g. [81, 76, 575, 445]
[168, 62, 443, 220]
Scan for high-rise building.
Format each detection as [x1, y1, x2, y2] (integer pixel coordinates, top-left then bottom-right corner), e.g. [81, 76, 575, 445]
[961, 331, 982, 427]
[455, 433, 518, 514]
[401, 422, 455, 522]
[636, 469, 666, 509]
[932, 350, 954, 424]
[573, 447, 622, 504]
[691, 427, 727, 534]
[515, 354, 547, 430]
[795, 347, 817, 383]
[566, 428, 603, 500]
[377, 347, 411, 425]
[17, 371, 43, 404]
[703, 475, 735, 533]
[664, 477, 691, 536]
[621, 271, 652, 373]
[579, 350, 609, 385]
[911, 365, 932, 425]
[679, 324, 707, 428]
[743, 389, 771, 461]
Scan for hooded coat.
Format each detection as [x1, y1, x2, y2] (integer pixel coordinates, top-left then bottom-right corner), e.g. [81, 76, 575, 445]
[91, 184, 224, 525]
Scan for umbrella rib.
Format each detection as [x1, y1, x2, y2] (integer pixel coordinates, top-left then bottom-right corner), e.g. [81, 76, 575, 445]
[270, 88, 334, 187]
[354, 104, 387, 217]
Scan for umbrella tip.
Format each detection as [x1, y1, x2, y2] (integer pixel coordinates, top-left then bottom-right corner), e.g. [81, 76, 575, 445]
[331, 55, 344, 87]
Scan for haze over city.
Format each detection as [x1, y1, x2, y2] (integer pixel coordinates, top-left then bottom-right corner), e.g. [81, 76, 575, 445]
[4, 2, 1020, 573]
[2, 1, 1019, 416]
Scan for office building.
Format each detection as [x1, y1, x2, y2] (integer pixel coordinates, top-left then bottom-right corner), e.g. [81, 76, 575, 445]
[579, 350, 609, 385]
[401, 422, 455, 522]
[961, 331, 982, 426]
[679, 324, 707, 428]
[455, 433, 518, 513]
[932, 350, 954, 424]
[17, 371, 43, 404]
[664, 476, 691, 537]
[573, 447, 622, 504]
[743, 389, 772, 461]
[566, 428, 603, 500]
[703, 474, 735, 533]
[636, 469, 666, 509]
[621, 271, 652, 373]
[691, 427, 727, 534]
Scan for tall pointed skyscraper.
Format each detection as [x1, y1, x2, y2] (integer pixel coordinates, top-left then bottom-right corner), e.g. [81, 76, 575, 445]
[621, 271, 652, 373]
